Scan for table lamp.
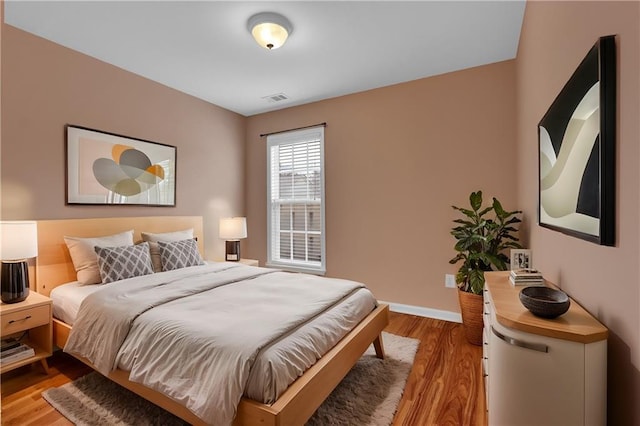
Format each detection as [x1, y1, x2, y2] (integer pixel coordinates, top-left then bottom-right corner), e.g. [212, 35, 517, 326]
[219, 217, 247, 261]
[1, 221, 38, 303]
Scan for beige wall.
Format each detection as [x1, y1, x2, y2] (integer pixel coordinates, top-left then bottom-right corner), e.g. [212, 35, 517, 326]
[1, 25, 247, 260]
[1, 3, 4, 216]
[246, 61, 518, 313]
[516, 2, 640, 423]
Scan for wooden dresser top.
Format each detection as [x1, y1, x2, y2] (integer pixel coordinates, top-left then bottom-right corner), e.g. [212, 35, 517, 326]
[485, 271, 608, 343]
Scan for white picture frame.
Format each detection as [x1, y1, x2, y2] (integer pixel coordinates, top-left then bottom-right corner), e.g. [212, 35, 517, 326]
[510, 249, 532, 270]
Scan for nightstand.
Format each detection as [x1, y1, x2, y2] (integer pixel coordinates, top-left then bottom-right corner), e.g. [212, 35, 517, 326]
[1, 292, 53, 374]
[214, 258, 260, 266]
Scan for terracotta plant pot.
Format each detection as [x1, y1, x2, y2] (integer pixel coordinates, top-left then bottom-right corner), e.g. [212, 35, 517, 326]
[458, 289, 484, 346]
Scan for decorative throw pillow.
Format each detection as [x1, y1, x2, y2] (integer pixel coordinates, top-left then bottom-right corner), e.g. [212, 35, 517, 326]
[64, 230, 135, 284]
[158, 239, 204, 271]
[94, 243, 154, 284]
[141, 229, 194, 272]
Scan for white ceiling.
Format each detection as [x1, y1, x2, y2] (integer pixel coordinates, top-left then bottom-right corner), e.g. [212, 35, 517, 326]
[4, 1, 525, 116]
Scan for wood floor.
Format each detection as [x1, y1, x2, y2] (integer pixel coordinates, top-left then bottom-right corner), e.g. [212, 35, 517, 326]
[1, 312, 486, 425]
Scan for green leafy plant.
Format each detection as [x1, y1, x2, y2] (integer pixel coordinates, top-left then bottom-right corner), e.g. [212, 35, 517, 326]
[449, 190, 522, 294]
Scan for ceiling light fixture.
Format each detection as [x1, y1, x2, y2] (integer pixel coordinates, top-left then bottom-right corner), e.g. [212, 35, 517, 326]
[248, 12, 293, 50]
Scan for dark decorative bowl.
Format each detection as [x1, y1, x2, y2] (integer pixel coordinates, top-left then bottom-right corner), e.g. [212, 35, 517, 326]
[519, 286, 570, 319]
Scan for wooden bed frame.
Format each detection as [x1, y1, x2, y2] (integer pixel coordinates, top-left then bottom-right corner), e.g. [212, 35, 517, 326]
[35, 216, 389, 426]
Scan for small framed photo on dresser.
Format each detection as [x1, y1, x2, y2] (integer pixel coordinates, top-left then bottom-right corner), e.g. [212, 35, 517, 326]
[510, 249, 532, 270]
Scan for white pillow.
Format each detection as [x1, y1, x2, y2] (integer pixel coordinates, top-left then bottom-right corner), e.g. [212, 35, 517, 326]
[141, 229, 194, 272]
[63, 230, 134, 285]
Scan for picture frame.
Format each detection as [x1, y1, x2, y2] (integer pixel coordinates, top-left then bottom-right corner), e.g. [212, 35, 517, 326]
[538, 35, 616, 246]
[66, 125, 176, 206]
[510, 249, 532, 271]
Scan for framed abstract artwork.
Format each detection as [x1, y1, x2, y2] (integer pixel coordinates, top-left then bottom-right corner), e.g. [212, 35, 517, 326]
[66, 125, 176, 206]
[538, 35, 616, 246]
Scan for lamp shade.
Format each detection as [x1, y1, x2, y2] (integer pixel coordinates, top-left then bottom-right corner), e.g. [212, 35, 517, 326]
[248, 12, 293, 50]
[219, 217, 247, 240]
[1, 221, 38, 260]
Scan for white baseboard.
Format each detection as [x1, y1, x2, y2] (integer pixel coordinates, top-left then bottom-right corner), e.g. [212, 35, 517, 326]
[379, 300, 462, 323]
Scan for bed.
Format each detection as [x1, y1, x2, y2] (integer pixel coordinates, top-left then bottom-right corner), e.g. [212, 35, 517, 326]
[35, 216, 389, 426]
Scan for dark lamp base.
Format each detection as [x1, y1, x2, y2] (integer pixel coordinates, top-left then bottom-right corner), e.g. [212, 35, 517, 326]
[1, 261, 30, 304]
[225, 240, 241, 262]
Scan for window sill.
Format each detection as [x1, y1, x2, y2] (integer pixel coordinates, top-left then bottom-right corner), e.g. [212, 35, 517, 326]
[266, 262, 326, 276]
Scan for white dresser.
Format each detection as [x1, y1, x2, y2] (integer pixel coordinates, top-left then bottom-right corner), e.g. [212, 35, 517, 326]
[483, 271, 608, 426]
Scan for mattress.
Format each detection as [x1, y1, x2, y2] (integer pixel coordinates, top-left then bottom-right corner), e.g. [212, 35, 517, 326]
[50, 281, 102, 326]
[50, 267, 376, 405]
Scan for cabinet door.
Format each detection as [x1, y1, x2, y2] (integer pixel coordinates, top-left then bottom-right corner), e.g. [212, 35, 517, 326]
[488, 320, 585, 426]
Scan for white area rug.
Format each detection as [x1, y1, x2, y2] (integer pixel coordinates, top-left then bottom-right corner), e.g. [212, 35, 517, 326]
[42, 332, 419, 426]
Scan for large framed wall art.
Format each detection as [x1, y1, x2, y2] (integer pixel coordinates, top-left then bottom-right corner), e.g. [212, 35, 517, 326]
[538, 35, 616, 246]
[66, 125, 176, 206]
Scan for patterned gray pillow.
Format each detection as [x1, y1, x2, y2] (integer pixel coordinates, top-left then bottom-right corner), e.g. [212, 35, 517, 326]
[94, 243, 154, 284]
[158, 239, 204, 271]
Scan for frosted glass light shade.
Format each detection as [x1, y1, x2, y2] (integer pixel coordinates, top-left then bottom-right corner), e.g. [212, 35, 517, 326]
[248, 12, 293, 50]
[0, 221, 38, 260]
[219, 217, 247, 240]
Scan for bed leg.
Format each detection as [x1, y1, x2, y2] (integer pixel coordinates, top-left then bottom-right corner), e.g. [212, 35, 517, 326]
[373, 334, 385, 359]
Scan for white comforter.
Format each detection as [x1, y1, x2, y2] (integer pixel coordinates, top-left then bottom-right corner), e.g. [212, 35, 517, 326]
[64, 263, 369, 425]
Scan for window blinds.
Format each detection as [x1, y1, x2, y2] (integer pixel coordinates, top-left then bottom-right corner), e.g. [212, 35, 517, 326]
[267, 127, 325, 273]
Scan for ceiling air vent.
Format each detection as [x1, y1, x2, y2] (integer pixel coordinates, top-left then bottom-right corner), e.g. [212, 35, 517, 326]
[262, 93, 289, 103]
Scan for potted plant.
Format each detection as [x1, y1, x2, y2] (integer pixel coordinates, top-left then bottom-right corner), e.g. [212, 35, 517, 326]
[449, 190, 522, 345]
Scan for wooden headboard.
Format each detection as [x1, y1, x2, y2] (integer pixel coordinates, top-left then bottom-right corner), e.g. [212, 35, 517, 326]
[35, 216, 204, 296]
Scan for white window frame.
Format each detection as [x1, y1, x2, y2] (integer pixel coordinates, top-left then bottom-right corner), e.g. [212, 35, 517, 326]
[266, 126, 326, 274]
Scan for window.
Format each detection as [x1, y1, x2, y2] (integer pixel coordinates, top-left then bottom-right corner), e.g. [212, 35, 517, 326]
[267, 126, 325, 274]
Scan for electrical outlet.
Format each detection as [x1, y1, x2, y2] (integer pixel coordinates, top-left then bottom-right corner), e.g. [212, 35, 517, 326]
[445, 274, 456, 288]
